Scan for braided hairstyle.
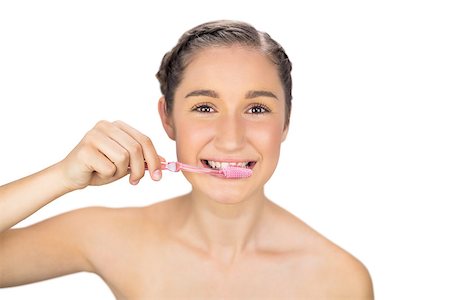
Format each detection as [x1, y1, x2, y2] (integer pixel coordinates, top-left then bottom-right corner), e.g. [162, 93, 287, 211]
[156, 20, 293, 126]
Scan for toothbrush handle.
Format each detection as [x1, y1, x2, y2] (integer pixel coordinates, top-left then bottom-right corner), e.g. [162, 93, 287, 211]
[176, 162, 220, 175]
[141, 161, 220, 175]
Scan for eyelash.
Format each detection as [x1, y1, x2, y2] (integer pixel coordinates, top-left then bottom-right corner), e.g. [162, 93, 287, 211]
[191, 103, 271, 114]
[192, 102, 216, 113]
[248, 103, 271, 114]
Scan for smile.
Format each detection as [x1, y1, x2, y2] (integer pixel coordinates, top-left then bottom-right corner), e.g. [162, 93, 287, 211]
[201, 159, 256, 170]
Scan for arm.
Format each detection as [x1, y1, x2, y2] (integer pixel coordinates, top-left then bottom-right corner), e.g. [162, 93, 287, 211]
[0, 207, 97, 287]
[0, 164, 70, 233]
[0, 120, 162, 287]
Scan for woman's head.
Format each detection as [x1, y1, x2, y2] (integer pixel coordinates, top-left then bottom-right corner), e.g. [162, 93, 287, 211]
[156, 20, 292, 127]
[156, 20, 292, 203]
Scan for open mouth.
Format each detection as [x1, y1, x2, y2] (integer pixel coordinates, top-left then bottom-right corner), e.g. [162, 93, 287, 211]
[201, 159, 257, 170]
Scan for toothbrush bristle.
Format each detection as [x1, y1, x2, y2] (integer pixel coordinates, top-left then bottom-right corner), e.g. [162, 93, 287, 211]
[221, 166, 253, 179]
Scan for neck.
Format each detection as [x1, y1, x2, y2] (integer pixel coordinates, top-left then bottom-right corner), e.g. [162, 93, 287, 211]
[181, 188, 267, 264]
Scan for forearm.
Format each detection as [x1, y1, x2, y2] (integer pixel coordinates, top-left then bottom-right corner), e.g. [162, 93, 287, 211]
[0, 163, 73, 232]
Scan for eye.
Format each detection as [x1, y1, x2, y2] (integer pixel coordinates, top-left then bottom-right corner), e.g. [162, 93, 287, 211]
[247, 103, 271, 114]
[192, 103, 216, 113]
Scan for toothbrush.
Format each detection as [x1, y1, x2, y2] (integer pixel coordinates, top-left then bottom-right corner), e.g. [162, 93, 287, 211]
[160, 161, 252, 179]
[129, 161, 252, 179]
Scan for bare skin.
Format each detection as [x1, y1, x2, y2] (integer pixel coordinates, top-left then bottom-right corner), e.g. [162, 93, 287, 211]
[0, 46, 373, 299]
[1, 194, 373, 299]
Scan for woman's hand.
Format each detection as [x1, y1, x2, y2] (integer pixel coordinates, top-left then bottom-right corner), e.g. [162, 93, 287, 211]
[58, 120, 163, 191]
[0, 120, 161, 233]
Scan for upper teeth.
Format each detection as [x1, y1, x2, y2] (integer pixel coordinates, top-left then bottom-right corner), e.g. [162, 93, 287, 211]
[207, 160, 249, 169]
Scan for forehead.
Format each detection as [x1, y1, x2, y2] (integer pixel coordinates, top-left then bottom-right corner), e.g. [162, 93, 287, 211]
[176, 45, 283, 97]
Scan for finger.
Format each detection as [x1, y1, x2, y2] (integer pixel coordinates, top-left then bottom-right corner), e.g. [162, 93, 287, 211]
[98, 122, 146, 184]
[142, 155, 166, 170]
[143, 155, 166, 171]
[92, 132, 131, 179]
[89, 150, 118, 184]
[80, 147, 117, 185]
[113, 121, 162, 181]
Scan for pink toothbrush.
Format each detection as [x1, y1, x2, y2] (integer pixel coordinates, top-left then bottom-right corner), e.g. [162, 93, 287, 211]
[160, 161, 252, 179]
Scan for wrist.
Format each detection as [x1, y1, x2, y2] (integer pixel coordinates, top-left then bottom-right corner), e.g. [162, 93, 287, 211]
[47, 162, 79, 195]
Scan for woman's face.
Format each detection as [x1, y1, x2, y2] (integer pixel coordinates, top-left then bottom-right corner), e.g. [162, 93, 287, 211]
[160, 45, 288, 204]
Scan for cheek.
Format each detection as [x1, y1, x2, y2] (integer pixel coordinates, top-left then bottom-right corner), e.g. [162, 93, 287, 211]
[173, 117, 215, 162]
[250, 121, 285, 153]
[246, 121, 285, 176]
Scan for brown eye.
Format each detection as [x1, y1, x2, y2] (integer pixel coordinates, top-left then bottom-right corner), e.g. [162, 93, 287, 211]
[247, 104, 271, 114]
[198, 106, 213, 113]
[192, 103, 216, 113]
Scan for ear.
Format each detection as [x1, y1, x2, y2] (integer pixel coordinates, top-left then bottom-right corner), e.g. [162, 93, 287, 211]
[158, 97, 176, 140]
[281, 124, 289, 142]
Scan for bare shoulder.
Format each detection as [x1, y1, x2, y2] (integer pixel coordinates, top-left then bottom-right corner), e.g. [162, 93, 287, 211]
[49, 205, 149, 259]
[63, 198, 179, 231]
[265, 201, 374, 299]
[70, 197, 182, 245]
[314, 242, 374, 299]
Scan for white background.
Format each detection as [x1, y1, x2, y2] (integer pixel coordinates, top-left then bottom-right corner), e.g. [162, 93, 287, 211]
[1, 0, 449, 299]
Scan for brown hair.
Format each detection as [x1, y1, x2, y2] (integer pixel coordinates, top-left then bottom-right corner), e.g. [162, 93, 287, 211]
[156, 20, 293, 126]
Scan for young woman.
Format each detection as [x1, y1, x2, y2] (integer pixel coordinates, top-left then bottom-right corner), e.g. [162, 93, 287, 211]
[0, 20, 374, 299]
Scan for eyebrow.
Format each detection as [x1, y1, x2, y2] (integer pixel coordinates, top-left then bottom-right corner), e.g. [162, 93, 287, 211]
[185, 90, 219, 98]
[185, 89, 278, 100]
[245, 90, 278, 100]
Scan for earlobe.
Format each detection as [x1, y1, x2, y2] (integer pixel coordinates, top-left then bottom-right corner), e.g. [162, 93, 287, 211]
[158, 97, 176, 140]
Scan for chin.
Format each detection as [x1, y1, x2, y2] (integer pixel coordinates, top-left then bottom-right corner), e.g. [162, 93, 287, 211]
[197, 188, 253, 205]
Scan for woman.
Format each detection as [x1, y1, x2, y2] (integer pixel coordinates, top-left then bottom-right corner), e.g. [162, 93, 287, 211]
[0, 20, 373, 299]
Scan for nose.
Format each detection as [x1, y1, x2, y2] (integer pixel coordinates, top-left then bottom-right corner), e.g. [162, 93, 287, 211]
[213, 114, 246, 152]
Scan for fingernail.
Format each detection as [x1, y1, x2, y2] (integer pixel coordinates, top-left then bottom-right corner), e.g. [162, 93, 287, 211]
[130, 179, 140, 185]
[152, 169, 162, 181]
